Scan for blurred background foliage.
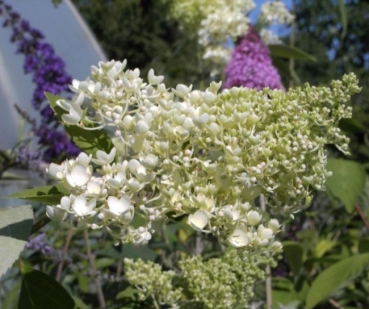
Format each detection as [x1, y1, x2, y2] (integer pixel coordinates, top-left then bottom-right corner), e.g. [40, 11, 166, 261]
[291, 0, 369, 162]
[71, 0, 213, 88]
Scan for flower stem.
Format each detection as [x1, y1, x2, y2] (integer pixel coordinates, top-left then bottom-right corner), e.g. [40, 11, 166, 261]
[355, 203, 369, 231]
[260, 194, 272, 309]
[56, 229, 74, 282]
[83, 230, 106, 308]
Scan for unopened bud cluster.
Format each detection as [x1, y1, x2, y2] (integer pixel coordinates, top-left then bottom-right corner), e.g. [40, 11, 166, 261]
[124, 258, 182, 306]
[46, 60, 359, 249]
[124, 248, 278, 309]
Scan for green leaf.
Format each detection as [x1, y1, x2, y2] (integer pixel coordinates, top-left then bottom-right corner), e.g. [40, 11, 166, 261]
[269, 45, 317, 62]
[278, 301, 301, 309]
[18, 261, 75, 309]
[283, 241, 303, 277]
[271, 56, 292, 80]
[315, 239, 336, 258]
[358, 238, 369, 253]
[45, 92, 113, 156]
[339, 118, 365, 134]
[72, 297, 90, 309]
[0, 205, 33, 277]
[77, 272, 89, 293]
[272, 290, 294, 308]
[305, 253, 369, 309]
[100, 243, 158, 261]
[116, 286, 139, 300]
[338, 0, 347, 39]
[326, 159, 366, 213]
[1, 279, 21, 309]
[7, 184, 68, 204]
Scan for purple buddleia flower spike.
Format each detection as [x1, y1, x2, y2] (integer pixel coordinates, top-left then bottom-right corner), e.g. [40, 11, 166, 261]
[25, 233, 58, 257]
[0, 2, 79, 161]
[224, 27, 284, 91]
[13, 145, 44, 172]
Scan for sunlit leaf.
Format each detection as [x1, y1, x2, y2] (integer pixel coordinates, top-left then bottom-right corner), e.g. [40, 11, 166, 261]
[305, 253, 369, 309]
[0, 205, 33, 277]
[326, 159, 366, 213]
[315, 239, 336, 258]
[269, 45, 317, 62]
[116, 286, 139, 300]
[7, 184, 67, 204]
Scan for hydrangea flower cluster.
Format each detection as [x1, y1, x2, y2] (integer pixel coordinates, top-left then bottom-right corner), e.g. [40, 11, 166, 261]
[45, 60, 359, 251]
[162, 0, 293, 66]
[125, 249, 277, 309]
[224, 27, 285, 90]
[0, 1, 79, 160]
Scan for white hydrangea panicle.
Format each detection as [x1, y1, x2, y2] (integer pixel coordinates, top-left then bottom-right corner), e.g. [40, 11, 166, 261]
[45, 60, 359, 251]
[259, 1, 295, 25]
[259, 28, 283, 45]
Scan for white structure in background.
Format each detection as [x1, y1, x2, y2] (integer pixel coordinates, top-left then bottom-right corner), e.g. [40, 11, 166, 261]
[0, 0, 107, 149]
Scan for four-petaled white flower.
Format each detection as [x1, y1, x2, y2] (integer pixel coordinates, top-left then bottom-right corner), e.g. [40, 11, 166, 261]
[66, 164, 91, 187]
[46, 204, 68, 222]
[107, 172, 126, 188]
[228, 226, 250, 248]
[247, 210, 261, 226]
[268, 219, 280, 233]
[92, 148, 117, 165]
[47, 162, 66, 180]
[128, 159, 154, 183]
[106, 196, 134, 224]
[57, 92, 84, 125]
[72, 196, 97, 217]
[257, 225, 274, 240]
[46, 206, 65, 222]
[188, 210, 208, 231]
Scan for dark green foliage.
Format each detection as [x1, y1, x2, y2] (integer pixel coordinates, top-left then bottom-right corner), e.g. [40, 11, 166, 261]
[71, 0, 212, 88]
[18, 261, 75, 309]
[291, 0, 369, 162]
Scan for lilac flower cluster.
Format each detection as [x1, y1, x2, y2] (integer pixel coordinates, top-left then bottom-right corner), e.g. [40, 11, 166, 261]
[224, 27, 284, 90]
[0, 1, 79, 160]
